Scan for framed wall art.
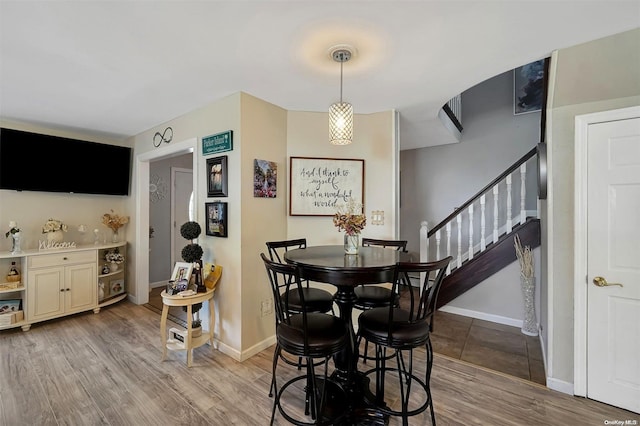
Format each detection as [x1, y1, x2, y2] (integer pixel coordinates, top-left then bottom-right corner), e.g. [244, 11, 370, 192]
[514, 59, 545, 115]
[207, 155, 228, 197]
[205, 201, 228, 237]
[289, 156, 364, 216]
[254, 159, 277, 198]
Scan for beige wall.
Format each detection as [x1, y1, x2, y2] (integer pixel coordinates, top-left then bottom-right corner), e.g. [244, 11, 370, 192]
[546, 28, 640, 388]
[129, 93, 243, 355]
[239, 93, 287, 356]
[286, 110, 397, 244]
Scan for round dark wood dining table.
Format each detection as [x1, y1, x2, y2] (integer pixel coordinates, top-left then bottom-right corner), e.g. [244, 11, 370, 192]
[284, 244, 414, 424]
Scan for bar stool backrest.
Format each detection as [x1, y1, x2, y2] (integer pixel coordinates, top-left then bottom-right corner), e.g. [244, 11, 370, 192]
[265, 238, 307, 263]
[389, 257, 452, 336]
[361, 238, 408, 252]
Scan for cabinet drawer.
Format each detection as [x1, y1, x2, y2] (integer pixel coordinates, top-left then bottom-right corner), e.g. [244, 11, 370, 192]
[28, 250, 96, 269]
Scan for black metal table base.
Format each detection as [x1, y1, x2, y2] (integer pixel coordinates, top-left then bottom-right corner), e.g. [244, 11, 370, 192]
[330, 371, 389, 426]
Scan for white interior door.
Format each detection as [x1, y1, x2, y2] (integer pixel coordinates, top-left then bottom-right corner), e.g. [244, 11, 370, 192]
[587, 116, 640, 413]
[171, 167, 193, 268]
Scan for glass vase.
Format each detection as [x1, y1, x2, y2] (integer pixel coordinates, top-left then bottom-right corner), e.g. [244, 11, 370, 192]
[344, 233, 360, 255]
[11, 232, 22, 254]
[520, 275, 538, 336]
[112, 229, 119, 243]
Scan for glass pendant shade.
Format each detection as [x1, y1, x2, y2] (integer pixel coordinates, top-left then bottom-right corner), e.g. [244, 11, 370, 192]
[329, 101, 353, 145]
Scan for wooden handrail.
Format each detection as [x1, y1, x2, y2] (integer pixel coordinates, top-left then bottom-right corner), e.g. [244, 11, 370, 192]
[427, 147, 537, 238]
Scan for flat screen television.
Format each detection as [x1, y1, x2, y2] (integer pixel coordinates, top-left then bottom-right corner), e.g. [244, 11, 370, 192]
[0, 128, 132, 196]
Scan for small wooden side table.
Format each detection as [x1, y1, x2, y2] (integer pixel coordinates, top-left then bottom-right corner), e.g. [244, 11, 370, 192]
[160, 287, 215, 367]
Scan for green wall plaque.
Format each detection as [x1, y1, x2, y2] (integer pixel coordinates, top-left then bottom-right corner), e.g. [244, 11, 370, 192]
[202, 131, 233, 155]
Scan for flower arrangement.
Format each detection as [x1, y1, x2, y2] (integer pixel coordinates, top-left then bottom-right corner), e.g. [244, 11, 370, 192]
[102, 210, 129, 232]
[514, 234, 534, 278]
[333, 199, 367, 236]
[105, 248, 125, 264]
[42, 219, 68, 234]
[5, 221, 20, 238]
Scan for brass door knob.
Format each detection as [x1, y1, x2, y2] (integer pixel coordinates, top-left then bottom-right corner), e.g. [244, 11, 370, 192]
[593, 276, 623, 288]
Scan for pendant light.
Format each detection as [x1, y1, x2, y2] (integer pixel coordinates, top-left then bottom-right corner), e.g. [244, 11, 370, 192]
[329, 48, 353, 145]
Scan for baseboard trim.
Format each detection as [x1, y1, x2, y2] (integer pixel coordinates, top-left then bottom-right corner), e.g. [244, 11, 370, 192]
[217, 336, 276, 363]
[439, 305, 523, 328]
[546, 377, 574, 395]
[150, 281, 166, 289]
[216, 342, 242, 362]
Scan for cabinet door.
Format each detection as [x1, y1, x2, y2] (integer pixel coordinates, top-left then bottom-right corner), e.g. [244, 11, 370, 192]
[65, 263, 97, 314]
[27, 267, 65, 321]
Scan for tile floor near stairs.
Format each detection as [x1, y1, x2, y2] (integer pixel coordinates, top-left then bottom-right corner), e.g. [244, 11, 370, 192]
[429, 310, 546, 386]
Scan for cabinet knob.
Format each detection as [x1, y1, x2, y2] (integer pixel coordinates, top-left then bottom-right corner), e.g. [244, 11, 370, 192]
[63, 257, 68, 260]
[60, 289, 65, 292]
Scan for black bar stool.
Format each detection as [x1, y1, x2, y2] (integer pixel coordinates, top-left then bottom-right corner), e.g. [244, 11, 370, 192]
[261, 253, 349, 425]
[357, 256, 451, 426]
[354, 238, 407, 363]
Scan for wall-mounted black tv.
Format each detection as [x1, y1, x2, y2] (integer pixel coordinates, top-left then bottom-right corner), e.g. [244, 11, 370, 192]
[0, 128, 132, 196]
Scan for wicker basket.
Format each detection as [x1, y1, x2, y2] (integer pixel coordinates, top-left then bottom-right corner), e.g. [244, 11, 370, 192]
[6, 274, 21, 283]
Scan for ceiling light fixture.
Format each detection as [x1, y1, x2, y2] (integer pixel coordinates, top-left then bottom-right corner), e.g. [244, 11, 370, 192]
[329, 48, 353, 145]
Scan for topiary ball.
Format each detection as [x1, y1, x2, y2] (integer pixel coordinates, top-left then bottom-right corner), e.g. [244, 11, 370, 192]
[181, 243, 203, 263]
[180, 221, 201, 240]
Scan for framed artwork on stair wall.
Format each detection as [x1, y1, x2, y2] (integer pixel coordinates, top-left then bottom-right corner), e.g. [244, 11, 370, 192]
[514, 59, 544, 115]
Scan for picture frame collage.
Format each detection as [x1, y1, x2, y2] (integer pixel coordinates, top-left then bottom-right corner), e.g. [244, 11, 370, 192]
[203, 130, 232, 239]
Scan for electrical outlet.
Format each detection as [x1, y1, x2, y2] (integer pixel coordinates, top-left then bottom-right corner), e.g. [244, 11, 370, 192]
[261, 299, 273, 317]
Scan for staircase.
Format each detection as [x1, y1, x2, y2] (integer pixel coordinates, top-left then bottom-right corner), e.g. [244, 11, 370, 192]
[419, 147, 540, 306]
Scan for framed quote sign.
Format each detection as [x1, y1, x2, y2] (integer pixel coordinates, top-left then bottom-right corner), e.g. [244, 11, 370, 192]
[289, 156, 364, 216]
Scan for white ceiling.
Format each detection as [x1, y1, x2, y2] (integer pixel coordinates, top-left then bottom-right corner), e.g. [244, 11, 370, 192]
[1, 1, 638, 150]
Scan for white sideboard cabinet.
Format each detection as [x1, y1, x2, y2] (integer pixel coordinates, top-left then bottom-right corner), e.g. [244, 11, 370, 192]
[0, 242, 127, 332]
[27, 250, 97, 322]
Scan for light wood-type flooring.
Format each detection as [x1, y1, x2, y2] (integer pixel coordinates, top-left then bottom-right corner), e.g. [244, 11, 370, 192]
[1, 301, 637, 425]
[147, 287, 546, 386]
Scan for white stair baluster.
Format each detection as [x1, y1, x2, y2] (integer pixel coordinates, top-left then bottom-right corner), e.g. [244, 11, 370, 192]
[480, 194, 486, 251]
[520, 163, 527, 224]
[435, 229, 441, 260]
[468, 204, 474, 261]
[456, 214, 462, 268]
[506, 174, 513, 232]
[446, 222, 452, 274]
[493, 185, 499, 243]
[420, 221, 429, 263]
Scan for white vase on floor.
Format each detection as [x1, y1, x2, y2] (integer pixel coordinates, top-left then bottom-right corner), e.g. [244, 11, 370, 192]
[520, 275, 538, 336]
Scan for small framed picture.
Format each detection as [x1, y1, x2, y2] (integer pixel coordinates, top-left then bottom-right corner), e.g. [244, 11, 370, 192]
[205, 201, 228, 237]
[254, 159, 277, 198]
[171, 262, 193, 284]
[0, 299, 21, 314]
[207, 155, 228, 197]
[110, 279, 124, 295]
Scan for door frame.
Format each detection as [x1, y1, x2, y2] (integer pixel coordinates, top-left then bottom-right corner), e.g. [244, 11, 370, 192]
[135, 138, 198, 305]
[170, 167, 193, 268]
[573, 105, 640, 396]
